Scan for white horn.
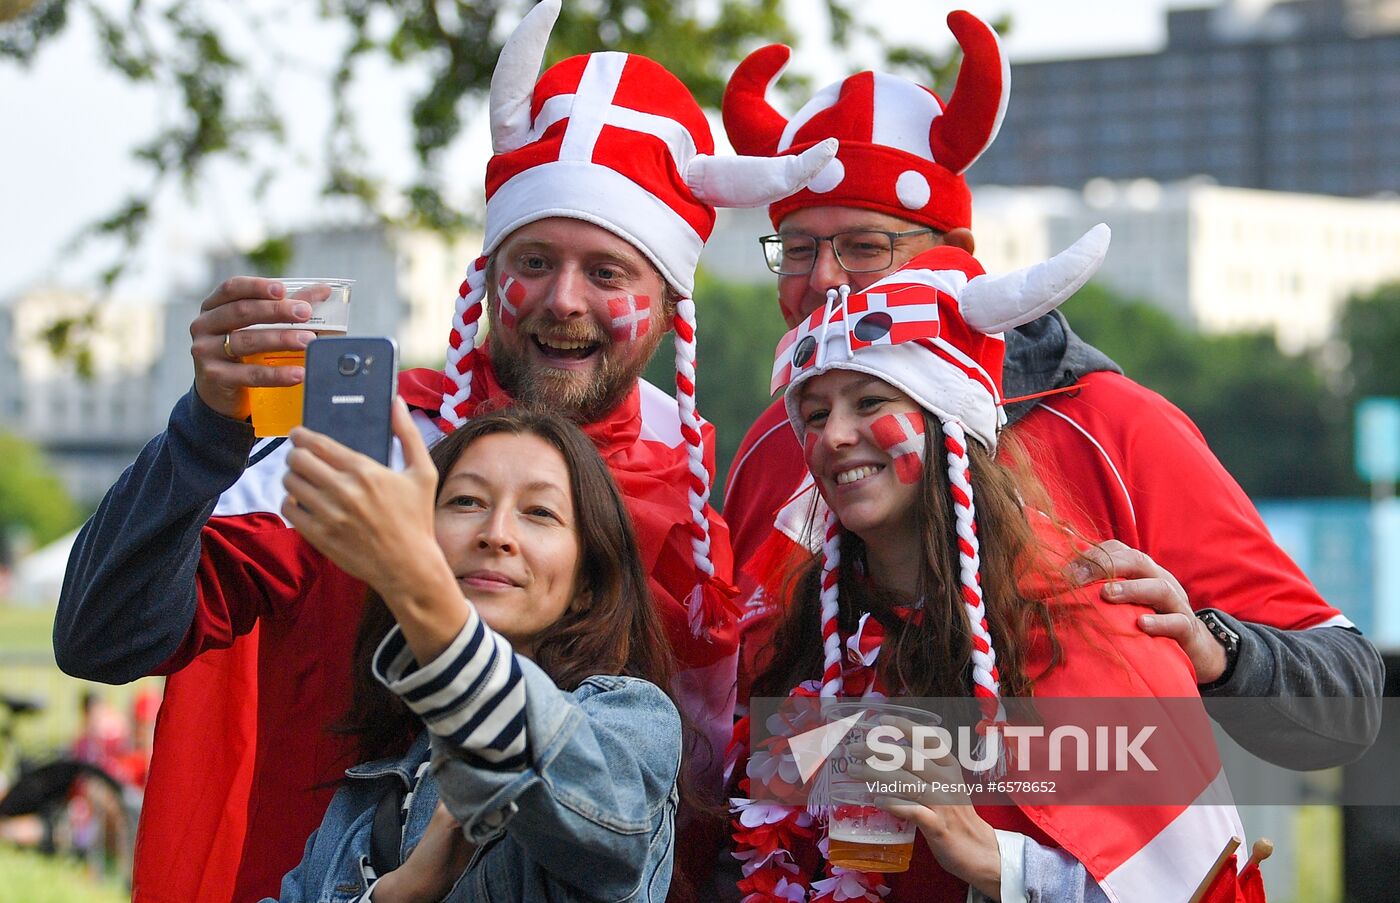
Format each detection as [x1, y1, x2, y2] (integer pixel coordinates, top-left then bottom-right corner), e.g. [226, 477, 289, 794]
[490, 0, 561, 153]
[685, 138, 839, 208]
[960, 223, 1111, 334]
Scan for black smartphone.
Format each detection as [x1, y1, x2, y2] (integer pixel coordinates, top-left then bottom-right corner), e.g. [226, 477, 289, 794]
[302, 336, 399, 465]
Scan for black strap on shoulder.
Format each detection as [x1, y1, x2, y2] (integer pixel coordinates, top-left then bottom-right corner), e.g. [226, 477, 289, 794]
[369, 779, 407, 876]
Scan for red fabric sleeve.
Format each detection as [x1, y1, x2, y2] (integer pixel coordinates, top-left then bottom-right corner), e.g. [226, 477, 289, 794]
[1013, 371, 1344, 630]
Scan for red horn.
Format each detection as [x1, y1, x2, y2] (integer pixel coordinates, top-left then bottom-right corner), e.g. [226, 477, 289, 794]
[722, 44, 793, 156]
[928, 11, 1009, 174]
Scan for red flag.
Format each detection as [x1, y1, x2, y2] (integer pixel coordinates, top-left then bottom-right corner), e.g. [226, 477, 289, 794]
[844, 283, 944, 351]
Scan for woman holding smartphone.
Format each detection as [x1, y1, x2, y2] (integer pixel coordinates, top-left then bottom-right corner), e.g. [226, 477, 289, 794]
[267, 402, 682, 902]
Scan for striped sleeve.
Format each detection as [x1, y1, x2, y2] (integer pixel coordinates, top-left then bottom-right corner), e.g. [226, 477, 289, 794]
[372, 608, 528, 769]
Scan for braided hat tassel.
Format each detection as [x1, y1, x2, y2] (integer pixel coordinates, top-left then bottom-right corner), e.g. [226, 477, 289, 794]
[943, 419, 1008, 763]
[817, 506, 843, 699]
[674, 298, 718, 637]
[439, 256, 489, 431]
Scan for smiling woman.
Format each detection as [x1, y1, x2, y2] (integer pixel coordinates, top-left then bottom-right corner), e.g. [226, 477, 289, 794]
[271, 404, 683, 903]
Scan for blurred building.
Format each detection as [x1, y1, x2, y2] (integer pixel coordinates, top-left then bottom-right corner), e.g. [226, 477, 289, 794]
[972, 179, 1400, 350]
[973, 0, 1400, 198]
[0, 289, 164, 503]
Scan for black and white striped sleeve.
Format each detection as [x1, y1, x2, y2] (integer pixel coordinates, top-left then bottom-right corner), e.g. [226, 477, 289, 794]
[372, 608, 528, 769]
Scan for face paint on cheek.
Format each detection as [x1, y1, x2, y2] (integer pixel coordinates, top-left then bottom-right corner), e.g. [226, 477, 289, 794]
[497, 274, 527, 329]
[870, 412, 926, 484]
[802, 428, 819, 470]
[606, 294, 652, 343]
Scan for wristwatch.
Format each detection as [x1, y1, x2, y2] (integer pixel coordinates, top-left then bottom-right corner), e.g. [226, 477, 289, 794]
[1195, 609, 1241, 689]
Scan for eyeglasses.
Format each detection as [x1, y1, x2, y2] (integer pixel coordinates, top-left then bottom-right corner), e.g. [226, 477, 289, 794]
[759, 228, 939, 276]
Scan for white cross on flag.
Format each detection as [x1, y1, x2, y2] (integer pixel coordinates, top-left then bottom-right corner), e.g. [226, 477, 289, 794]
[497, 274, 526, 329]
[843, 282, 944, 352]
[607, 294, 652, 343]
[870, 411, 926, 483]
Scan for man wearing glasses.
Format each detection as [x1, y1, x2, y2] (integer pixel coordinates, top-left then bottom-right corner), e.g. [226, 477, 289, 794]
[721, 18, 1380, 770]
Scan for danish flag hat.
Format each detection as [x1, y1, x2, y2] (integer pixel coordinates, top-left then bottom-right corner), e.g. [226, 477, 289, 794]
[440, 0, 836, 635]
[770, 226, 1110, 715]
[722, 10, 1007, 232]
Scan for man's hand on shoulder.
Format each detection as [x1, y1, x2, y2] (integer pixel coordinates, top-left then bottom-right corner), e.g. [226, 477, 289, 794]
[1071, 539, 1230, 684]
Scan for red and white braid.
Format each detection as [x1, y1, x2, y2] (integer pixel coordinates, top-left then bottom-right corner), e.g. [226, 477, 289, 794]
[818, 506, 844, 699]
[673, 298, 716, 637]
[942, 419, 1005, 729]
[439, 256, 489, 430]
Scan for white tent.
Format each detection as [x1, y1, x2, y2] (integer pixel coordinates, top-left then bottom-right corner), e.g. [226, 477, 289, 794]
[9, 529, 79, 607]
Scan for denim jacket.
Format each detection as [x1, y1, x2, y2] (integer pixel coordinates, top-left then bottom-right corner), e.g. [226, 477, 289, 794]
[264, 658, 681, 903]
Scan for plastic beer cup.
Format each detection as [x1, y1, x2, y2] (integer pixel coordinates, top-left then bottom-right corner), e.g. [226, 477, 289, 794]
[240, 278, 353, 437]
[823, 701, 943, 873]
[827, 787, 918, 872]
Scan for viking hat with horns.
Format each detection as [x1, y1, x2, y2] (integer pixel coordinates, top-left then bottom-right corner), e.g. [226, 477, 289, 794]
[440, 0, 836, 635]
[723, 10, 1007, 232]
[773, 226, 1111, 721]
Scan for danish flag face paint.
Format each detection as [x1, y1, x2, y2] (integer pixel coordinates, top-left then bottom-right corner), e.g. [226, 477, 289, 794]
[871, 411, 926, 484]
[497, 273, 527, 330]
[802, 427, 820, 470]
[606, 294, 652, 343]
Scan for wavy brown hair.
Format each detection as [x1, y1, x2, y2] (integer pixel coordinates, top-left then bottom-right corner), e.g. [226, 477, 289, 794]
[341, 404, 677, 764]
[751, 413, 1071, 703]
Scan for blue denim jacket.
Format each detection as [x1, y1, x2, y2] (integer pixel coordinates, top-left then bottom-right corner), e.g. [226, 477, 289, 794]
[264, 658, 681, 903]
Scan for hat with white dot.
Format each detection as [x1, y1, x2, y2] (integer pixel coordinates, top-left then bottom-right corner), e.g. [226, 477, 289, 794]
[722, 10, 1008, 233]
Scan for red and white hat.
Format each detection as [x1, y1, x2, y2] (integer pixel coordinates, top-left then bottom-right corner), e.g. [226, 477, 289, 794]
[440, 0, 837, 636]
[723, 10, 1008, 233]
[772, 227, 1110, 723]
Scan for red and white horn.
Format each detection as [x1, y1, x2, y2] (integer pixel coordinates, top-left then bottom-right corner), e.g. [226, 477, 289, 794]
[959, 224, 1111, 334]
[928, 10, 1011, 175]
[721, 43, 793, 156]
[686, 138, 838, 208]
[489, 0, 561, 153]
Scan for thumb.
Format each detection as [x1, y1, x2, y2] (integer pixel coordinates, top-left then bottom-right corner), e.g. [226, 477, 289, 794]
[393, 396, 434, 476]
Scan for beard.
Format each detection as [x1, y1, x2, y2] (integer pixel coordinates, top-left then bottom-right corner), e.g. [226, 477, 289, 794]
[488, 312, 665, 424]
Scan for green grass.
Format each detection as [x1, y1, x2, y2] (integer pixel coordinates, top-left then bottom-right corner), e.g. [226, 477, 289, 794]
[0, 847, 129, 903]
[0, 603, 161, 758]
[0, 606, 57, 651]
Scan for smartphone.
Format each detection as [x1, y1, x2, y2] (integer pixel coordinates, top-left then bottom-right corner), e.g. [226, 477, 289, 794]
[302, 336, 399, 465]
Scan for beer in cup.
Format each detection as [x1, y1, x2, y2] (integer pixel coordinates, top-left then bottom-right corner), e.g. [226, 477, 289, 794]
[827, 787, 918, 873]
[823, 702, 945, 873]
[239, 278, 353, 437]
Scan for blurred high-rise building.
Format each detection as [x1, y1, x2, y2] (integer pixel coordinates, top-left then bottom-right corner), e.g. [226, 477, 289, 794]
[972, 0, 1400, 197]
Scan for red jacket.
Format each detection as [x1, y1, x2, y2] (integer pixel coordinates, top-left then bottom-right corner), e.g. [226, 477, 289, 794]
[134, 357, 738, 902]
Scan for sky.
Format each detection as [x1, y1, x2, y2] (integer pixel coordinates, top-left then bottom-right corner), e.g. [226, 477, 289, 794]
[0, 0, 1200, 303]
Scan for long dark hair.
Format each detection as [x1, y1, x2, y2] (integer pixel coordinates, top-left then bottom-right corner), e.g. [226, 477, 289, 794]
[340, 404, 677, 764]
[752, 413, 1069, 701]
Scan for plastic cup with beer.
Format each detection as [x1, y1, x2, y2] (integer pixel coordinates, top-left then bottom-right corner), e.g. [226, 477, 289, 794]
[823, 701, 944, 874]
[239, 278, 353, 437]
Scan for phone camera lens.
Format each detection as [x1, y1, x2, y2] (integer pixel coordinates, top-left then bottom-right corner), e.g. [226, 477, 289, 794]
[337, 353, 362, 376]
